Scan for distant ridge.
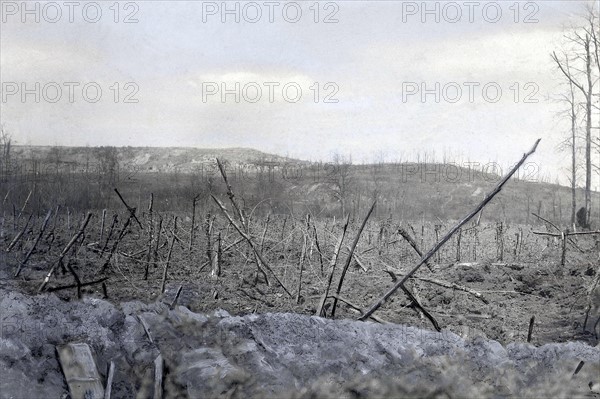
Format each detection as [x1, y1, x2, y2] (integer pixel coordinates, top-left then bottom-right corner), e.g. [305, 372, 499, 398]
[10, 145, 307, 174]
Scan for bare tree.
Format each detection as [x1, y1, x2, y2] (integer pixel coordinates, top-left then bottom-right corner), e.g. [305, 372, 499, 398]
[552, 4, 599, 228]
[555, 52, 581, 228]
[0, 124, 12, 179]
[327, 153, 354, 218]
[96, 146, 120, 188]
[585, 4, 600, 223]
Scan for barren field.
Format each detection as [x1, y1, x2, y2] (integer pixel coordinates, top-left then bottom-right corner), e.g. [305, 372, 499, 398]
[1, 196, 599, 397]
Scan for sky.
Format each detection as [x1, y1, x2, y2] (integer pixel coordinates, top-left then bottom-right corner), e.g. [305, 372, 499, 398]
[1, 0, 599, 187]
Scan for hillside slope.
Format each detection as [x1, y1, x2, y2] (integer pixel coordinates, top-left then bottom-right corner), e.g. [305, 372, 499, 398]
[3, 145, 598, 225]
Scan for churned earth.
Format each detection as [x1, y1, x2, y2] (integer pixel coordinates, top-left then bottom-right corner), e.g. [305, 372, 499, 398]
[0, 282, 599, 399]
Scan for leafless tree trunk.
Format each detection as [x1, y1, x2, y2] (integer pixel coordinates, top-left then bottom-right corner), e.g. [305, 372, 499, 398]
[552, 11, 597, 227]
[328, 153, 354, 218]
[555, 51, 580, 228]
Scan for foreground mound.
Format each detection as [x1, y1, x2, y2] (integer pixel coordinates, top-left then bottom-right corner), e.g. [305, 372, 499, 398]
[0, 289, 598, 398]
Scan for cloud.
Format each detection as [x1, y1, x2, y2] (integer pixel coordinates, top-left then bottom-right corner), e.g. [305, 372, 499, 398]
[0, 0, 597, 187]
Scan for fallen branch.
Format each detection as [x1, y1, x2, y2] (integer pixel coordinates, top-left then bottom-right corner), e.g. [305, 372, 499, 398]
[38, 213, 93, 293]
[531, 212, 584, 252]
[15, 209, 52, 276]
[138, 315, 154, 344]
[397, 227, 434, 272]
[160, 217, 177, 294]
[6, 214, 33, 252]
[332, 201, 376, 318]
[199, 237, 244, 271]
[316, 214, 350, 317]
[170, 285, 183, 309]
[114, 188, 143, 230]
[359, 139, 540, 321]
[211, 195, 292, 297]
[327, 294, 387, 324]
[385, 268, 489, 304]
[47, 277, 109, 292]
[401, 284, 441, 332]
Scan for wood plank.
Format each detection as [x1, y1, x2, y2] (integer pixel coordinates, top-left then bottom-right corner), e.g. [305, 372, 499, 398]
[57, 343, 104, 399]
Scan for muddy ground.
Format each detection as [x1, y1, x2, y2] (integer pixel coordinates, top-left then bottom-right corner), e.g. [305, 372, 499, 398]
[1, 217, 600, 397]
[1, 284, 599, 399]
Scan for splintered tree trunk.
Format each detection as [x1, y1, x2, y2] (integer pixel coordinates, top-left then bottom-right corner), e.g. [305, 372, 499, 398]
[161, 217, 177, 294]
[145, 194, 154, 280]
[473, 227, 478, 261]
[313, 224, 324, 276]
[496, 222, 504, 262]
[153, 216, 163, 270]
[67, 207, 71, 234]
[211, 232, 222, 279]
[101, 214, 118, 256]
[583, 37, 592, 228]
[38, 213, 93, 293]
[434, 225, 441, 263]
[101, 216, 131, 273]
[204, 213, 212, 266]
[100, 209, 106, 242]
[15, 209, 52, 277]
[281, 215, 287, 241]
[359, 139, 541, 321]
[316, 214, 350, 317]
[260, 213, 271, 254]
[189, 195, 199, 251]
[296, 233, 307, 304]
[6, 214, 32, 252]
[331, 201, 376, 318]
[560, 229, 569, 268]
[456, 228, 462, 262]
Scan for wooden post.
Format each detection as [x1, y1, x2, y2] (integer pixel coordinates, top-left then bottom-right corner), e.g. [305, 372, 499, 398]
[15, 209, 52, 277]
[100, 209, 106, 242]
[161, 216, 177, 293]
[38, 213, 93, 293]
[434, 224, 441, 263]
[296, 233, 307, 304]
[153, 216, 163, 270]
[204, 213, 212, 266]
[189, 194, 200, 251]
[260, 213, 271, 253]
[331, 201, 376, 318]
[456, 228, 462, 262]
[313, 223, 324, 276]
[496, 221, 504, 261]
[560, 229, 568, 268]
[316, 214, 350, 317]
[527, 316, 535, 343]
[281, 215, 287, 241]
[145, 194, 154, 280]
[211, 232, 222, 279]
[101, 216, 131, 273]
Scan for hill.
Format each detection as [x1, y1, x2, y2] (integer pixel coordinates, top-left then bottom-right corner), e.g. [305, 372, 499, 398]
[2, 145, 598, 226]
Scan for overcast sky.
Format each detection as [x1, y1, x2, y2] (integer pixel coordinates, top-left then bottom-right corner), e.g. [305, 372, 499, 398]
[1, 0, 599, 186]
